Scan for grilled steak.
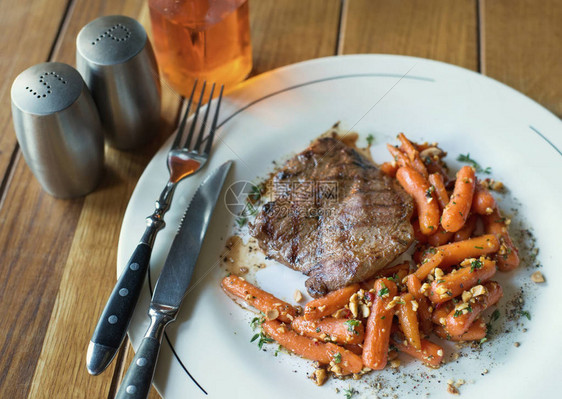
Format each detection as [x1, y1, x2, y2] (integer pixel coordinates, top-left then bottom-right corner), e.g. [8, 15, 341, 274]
[250, 133, 415, 297]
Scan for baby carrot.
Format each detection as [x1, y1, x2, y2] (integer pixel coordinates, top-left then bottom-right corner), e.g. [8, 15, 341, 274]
[428, 173, 449, 209]
[431, 301, 454, 325]
[427, 227, 455, 247]
[444, 281, 502, 336]
[387, 144, 411, 169]
[380, 161, 398, 177]
[397, 293, 422, 350]
[428, 257, 497, 304]
[441, 166, 476, 232]
[291, 316, 365, 345]
[405, 274, 433, 335]
[434, 318, 487, 341]
[397, 133, 429, 178]
[304, 284, 360, 320]
[472, 185, 496, 215]
[262, 320, 363, 375]
[453, 213, 478, 242]
[221, 275, 297, 323]
[414, 249, 445, 281]
[396, 166, 440, 235]
[483, 208, 520, 271]
[362, 279, 398, 370]
[390, 334, 444, 368]
[428, 234, 500, 269]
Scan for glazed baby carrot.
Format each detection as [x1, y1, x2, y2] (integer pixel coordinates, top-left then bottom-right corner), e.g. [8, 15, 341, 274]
[362, 278, 398, 370]
[444, 281, 502, 336]
[427, 234, 500, 269]
[471, 185, 496, 215]
[304, 284, 360, 320]
[397, 133, 429, 178]
[405, 274, 433, 335]
[441, 166, 476, 232]
[380, 161, 398, 177]
[291, 316, 365, 345]
[428, 257, 497, 304]
[427, 227, 455, 247]
[387, 144, 411, 169]
[221, 275, 297, 323]
[397, 293, 421, 350]
[428, 173, 449, 209]
[483, 208, 520, 271]
[434, 318, 487, 341]
[390, 334, 444, 368]
[431, 301, 454, 325]
[411, 218, 428, 244]
[414, 249, 445, 281]
[453, 213, 478, 242]
[262, 320, 363, 375]
[396, 166, 440, 235]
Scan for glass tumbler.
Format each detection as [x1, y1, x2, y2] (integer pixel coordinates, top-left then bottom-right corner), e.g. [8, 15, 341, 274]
[148, 0, 252, 97]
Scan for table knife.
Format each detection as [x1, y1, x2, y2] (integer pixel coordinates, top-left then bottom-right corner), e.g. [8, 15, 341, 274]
[115, 160, 232, 399]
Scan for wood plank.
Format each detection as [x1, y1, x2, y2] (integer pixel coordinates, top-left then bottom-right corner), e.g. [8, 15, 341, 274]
[343, 0, 478, 70]
[249, 0, 341, 76]
[24, 1, 182, 397]
[481, 0, 562, 117]
[0, 0, 71, 192]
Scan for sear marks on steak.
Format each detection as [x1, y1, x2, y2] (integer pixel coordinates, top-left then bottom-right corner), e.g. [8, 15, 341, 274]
[250, 133, 415, 297]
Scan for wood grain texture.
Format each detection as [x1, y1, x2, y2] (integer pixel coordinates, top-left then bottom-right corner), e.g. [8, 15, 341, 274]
[481, 0, 562, 116]
[343, 0, 478, 70]
[0, 0, 71, 193]
[249, 0, 341, 76]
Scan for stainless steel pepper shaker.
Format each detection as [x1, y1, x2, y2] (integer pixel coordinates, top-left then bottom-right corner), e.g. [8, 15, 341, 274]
[76, 15, 161, 150]
[11, 62, 104, 198]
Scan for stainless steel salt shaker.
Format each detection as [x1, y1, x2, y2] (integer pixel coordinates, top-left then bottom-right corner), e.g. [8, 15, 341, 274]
[76, 15, 161, 150]
[11, 62, 104, 198]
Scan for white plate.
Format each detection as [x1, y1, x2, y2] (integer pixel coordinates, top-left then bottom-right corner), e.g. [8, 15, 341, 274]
[118, 55, 562, 399]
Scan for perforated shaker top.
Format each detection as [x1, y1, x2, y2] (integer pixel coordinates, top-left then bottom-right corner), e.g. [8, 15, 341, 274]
[76, 15, 147, 66]
[11, 62, 84, 115]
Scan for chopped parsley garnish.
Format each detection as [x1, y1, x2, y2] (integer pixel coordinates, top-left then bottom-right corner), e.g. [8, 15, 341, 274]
[333, 352, 342, 364]
[491, 309, 500, 322]
[366, 134, 374, 146]
[425, 185, 435, 198]
[251, 332, 274, 349]
[457, 153, 492, 174]
[249, 183, 264, 202]
[479, 337, 488, 346]
[315, 327, 321, 333]
[344, 319, 361, 334]
[236, 216, 247, 227]
[378, 282, 389, 297]
[343, 387, 359, 398]
[250, 315, 265, 329]
[274, 345, 281, 356]
[470, 259, 483, 272]
[474, 246, 484, 250]
[437, 279, 445, 284]
[520, 310, 531, 320]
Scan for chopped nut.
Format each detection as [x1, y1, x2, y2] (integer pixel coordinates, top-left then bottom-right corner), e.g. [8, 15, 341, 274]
[361, 303, 371, 318]
[349, 301, 359, 318]
[317, 305, 326, 312]
[461, 291, 473, 303]
[455, 379, 465, 388]
[435, 286, 448, 296]
[434, 267, 444, 279]
[421, 283, 431, 294]
[447, 383, 459, 395]
[312, 368, 327, 386]
[411, 299, 419, 312]
[276, 326, 286, 333]
[266, 309, 279, 320]
[332, 308, 347, 318]
[485, 207, 494, 215]
[386, 296, 403, 310]
[294, 290, 303, 303]
[470, 284, 488, 297]
[531, 271, 545, 283]
[420, 147, 444, 159]
[514, 342, 520, 348]
[389, 359, 401, 369]
[437, 349, 444, 357]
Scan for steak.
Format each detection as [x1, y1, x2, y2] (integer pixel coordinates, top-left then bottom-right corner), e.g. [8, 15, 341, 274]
[250, 132, 415, 297]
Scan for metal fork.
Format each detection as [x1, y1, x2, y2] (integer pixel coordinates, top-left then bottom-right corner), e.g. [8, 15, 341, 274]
[86, 81, 224, 376]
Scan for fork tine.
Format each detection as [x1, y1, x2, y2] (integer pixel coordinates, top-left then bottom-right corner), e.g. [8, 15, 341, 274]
[184, 81, 207, 150]
[203, 84, 224, 155]
[171, 79, 198, 149]
[193, 83, 216, 151]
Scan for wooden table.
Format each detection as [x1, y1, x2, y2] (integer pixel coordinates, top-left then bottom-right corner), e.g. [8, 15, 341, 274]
[0, 0, 560, 397]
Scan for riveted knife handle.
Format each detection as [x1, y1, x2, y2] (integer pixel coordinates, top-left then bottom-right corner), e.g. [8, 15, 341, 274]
[86, 243, 151, 375]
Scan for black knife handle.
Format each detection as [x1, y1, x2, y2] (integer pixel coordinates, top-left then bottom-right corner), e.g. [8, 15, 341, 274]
[86, 243, 151, 375]
[115, 336, 161, 399]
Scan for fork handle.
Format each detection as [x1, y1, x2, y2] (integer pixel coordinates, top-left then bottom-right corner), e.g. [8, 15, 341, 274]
[86, 242, 152, 375]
